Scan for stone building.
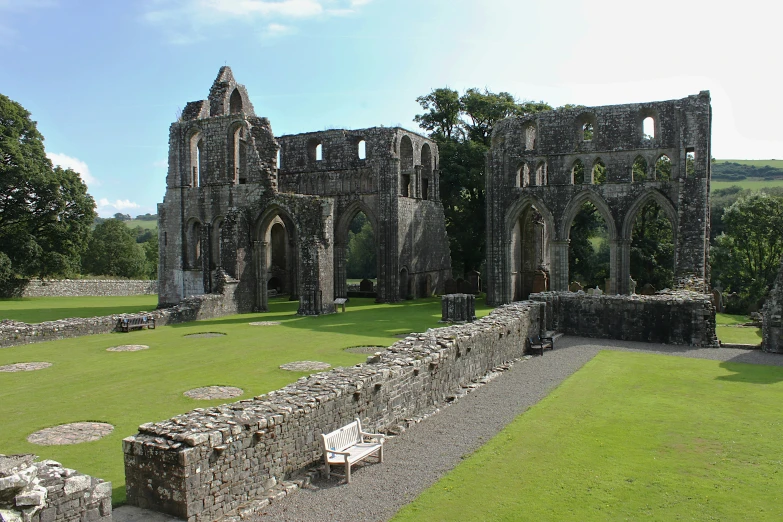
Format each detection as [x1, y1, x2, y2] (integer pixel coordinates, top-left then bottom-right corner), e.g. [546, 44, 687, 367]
[158, 67, 451, 314]
[485, 92, 712, 305]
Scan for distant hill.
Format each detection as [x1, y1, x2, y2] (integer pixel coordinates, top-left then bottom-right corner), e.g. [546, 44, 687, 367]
[712, 160, 783, 181]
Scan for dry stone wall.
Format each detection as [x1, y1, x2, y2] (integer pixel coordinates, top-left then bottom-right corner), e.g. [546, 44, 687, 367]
[0, 273, 239, 348]
[530, 291, 717, 346]
[0, 454, 111, 522]
[122, 301, 544, 522]
[20, 279, 157, 298]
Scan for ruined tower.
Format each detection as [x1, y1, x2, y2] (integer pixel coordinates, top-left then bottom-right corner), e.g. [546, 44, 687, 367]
[158, 67, 451, 313]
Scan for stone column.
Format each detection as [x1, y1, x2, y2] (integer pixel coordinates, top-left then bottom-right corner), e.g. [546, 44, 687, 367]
[255, 241, 267, 311]
[441, 294, 476, 322]
[334, 242, 347, 298]
[202, 223, 212, 294]
[612, 238, 632, 294]
[550, 240, 570, 292]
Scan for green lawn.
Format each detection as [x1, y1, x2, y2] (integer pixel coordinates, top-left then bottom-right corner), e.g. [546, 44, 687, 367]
[394, 351, 783, 521]
[0, 295, 159, 323]
[0, 296, 492, 504]
[715, 313, 762, 345]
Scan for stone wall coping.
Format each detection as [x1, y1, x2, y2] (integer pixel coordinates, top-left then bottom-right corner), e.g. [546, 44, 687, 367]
[123, 301, 536, 449]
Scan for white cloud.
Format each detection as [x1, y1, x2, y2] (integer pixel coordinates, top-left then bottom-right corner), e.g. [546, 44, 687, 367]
[47, 152, 98, 187]
[152, 159, 168, 168]
[144, 0, 369, 42]
[98, 198, 141, 217]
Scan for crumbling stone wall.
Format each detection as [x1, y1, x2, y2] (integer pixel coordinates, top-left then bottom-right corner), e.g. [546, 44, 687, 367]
[486, 93, 712, 305]
[530, 291, 718, 346]
[20, 279, 157, 298]
[762, 258, 783, 352]
[0, 454, 111, 522]
[0, 272, 239, 348]
[159, 67, 451, 314]
[123, 301, 543, 521]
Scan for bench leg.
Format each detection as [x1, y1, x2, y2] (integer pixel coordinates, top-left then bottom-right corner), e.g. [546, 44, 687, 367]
[346, 461, 351, 484]
[324, 461, 330, 479]
[379, 445, 384, 463]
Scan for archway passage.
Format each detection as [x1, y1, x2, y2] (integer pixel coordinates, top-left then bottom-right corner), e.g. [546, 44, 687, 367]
[268, 221, 291, 295]
[630, 200, 674, 292]
[345, 211, 377, 288]
[510, 204, 550, 300]
[568, 201, 610, 291]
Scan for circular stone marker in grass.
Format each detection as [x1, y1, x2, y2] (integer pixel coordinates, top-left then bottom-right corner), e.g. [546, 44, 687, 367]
[27, 422, 114, 446]
[106, 344, 149, 352]
[0, 362, 52, 372]
[184, 386, 244, 400]
[344, 346, 387, 354]
[249, 321, 281, 326]
[184, 332, 227, 338]
[280, 361, 331, 372]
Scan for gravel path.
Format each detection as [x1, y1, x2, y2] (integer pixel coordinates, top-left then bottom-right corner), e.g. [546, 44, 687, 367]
[256, 336, 783, 522]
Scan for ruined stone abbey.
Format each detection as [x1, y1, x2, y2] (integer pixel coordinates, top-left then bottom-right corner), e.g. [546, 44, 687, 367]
[158, 67, 452, 314]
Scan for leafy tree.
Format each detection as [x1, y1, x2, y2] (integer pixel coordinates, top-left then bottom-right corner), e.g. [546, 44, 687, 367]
[630, 201, 674, 289]
[346, 214, 376, 279]
[711, 192, 783, 310]
[113, 213, 131, 221]
[142, 231, 159, 279]
[415, 88, 552, 275]
[0, 94, 95, 283]
[82, 219, 148, 278]
[568, 202, 609, 288]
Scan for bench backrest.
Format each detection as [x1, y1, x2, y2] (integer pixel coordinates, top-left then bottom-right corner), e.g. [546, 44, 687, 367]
[322, 419, 362, 452]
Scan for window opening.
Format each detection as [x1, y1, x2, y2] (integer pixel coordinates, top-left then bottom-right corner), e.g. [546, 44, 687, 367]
[582, 123, 594, 141]
[315, 143, 323, 162]
[592, 159, 606, 184]
[632, 156, 648, 182]
[655, 155, 672, 181]
[642, 117, 655, 139]
[572, 159, 585, 184]
[358, 140, 366, 160]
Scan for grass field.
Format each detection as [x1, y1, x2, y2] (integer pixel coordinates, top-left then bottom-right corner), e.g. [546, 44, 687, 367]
[0, 296, 492, 504]
[715, 312, 762, 345]
[711, 178, 783, 192]
[714, 159, 783, 169]
[124, 219, 157, 231]
[0, 295, 159, 323]
[394, 350, 783, 521]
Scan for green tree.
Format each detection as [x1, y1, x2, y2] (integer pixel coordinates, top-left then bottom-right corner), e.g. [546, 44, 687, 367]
[568, 202, 610, 288]
[630, 201, 674, 290]
[142, 231, 159, 279]
[711, 192, 783, 310]
[414, 88, 552, 275]
[346, 215, 376, 279]
[0, 94, 95, 283]
[82, 219, 148, 278]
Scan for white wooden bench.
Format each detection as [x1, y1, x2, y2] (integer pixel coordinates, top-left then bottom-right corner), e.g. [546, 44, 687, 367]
[321, 418, 384, 483]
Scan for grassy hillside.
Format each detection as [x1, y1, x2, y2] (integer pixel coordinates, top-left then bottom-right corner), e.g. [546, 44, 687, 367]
[125, 219, 157, 231]
[712, 179, 783, 191]
[714, 159, 783, 168]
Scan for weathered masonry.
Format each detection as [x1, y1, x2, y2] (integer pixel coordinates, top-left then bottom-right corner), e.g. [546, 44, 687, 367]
[485, 93, 712, 305]
[158, 67, 451, 314]
[762, 258, 783, 352]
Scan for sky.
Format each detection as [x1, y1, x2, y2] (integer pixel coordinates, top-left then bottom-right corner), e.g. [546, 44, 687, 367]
[2, 0, 781, 217]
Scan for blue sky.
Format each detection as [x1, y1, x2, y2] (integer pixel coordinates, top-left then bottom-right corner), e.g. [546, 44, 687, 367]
[2, 0, 780, 217]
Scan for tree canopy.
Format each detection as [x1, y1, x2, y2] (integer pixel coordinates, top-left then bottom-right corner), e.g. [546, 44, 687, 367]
[82, 219, 149, 278]
[414, 87, 552, 275]
[0, 94, 95, 283]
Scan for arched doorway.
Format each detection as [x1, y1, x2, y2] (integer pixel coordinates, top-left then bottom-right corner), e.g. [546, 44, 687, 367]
[568, 201, 611, 292]
[334, 204, 378, 299]
[399, 267, 409, 300]
[256, 209, 298, 311]
[510, 204, 551, 300]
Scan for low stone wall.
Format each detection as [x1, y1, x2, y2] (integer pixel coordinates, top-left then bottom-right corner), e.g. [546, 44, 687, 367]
[122, 301, 544, 522]
[0, 275, 240, 348]
[530, 291, 718, 347]
[762, 259, 783, 353]
[0, 454, 111, 522]
[20, 279, 158, 297]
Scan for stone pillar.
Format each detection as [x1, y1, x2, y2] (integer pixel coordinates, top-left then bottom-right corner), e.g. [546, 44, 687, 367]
[255, 241, 267, 311]
[334, 242, 347, 298]
[611, 238, 631, 295]
[202, 223, 212, 294]
[550, 240, 570, 292]
[441, 294, 476, 323]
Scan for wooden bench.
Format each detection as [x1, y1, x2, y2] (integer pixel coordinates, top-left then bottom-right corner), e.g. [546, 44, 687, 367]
[527, 335, 554, 356]
[321, 418, 384, 483]
[119, 315, 156, 333]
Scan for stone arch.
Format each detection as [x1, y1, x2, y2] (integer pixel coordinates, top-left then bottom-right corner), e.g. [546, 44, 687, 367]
[334, 200, 378, 299]
[560, 191, 617, 241]
[400, 135, 414, 197]
[211, 215, 225, 269]
[187, 128, 203, 187]
[572, 158, 585, 184]
[504, 196, 555, 301]
[621, 189, 678, 241]
[227, 121, 245, 184]
[535, 160, 547, 185]
[229, 88, 243, 114]
[254, 205, 300, 310]
[576, 112, 597, 142]
[638, 107, 659, 140]
[421, 143, 433, 200]
[654, 154, 672, 180]
[399, 266, 409, 300]
[632, 155, 649, 182]
[524, 123, 537, 150]
[185, 218, 202, 269]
